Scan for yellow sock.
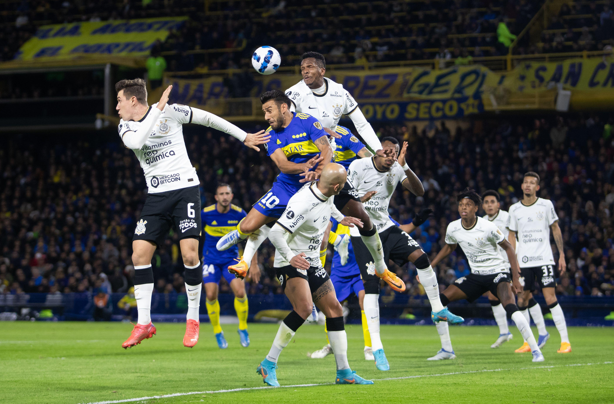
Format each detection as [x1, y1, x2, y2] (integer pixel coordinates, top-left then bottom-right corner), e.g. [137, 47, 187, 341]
[237, 218, 250, 238]
[319, 249, 327, 267]
[234, 296, 248, 330]
[206, 299, 222, 334]
[324, 320, 330, 345]
[361, 310, 372, 348]
[328, 231, 338, 245]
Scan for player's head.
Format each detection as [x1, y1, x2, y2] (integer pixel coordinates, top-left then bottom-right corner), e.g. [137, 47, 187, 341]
[115, 79, 148, 119]
[214, 183, 233, 207]
[261, 90, 292, 131]
[300, 52, 326, 88]
[481, 190, 501, 216]
[318, 163, 347, 196]
[375, 137, 400, 171]
[457, 188, 481, 220]
[522, 171, 540, 197]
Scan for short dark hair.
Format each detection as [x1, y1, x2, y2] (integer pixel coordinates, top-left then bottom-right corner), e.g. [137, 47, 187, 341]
[115, 78, 148, 105]
[381, 136, 399, 146]
[524, 171, 540, 184]
[457, 187, 482, 206]
[301, 51, 326, 69]
[260, 90, 291, 109]
[482, 190, 500, 202]
[216, 183, 232, 194]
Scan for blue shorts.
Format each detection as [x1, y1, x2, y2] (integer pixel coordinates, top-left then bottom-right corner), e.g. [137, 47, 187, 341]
[202, 260, 237, 285]
[252, 181, 295, 219]
[330, 273, 364, 302]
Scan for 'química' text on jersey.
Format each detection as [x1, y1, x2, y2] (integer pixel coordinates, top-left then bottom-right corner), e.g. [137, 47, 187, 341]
[201, 204, 246, 265]
[266, 112, 328, 192]
[333, 126, 365, 170]
[445, 217, 509, 275]
[118, 103, 199, 194]
[507, 198, 558, 268]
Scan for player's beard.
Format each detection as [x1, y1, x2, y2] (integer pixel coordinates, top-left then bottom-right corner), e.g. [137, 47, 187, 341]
[271, 116, 284, 131]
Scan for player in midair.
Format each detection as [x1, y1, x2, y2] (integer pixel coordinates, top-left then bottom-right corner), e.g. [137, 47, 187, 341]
[429, 189, 544, 363]
[201, 184, 260, 349]
[217, 91, 405, 293]
[481, 190, 514, 348]
[508, 172, 571, 354]
[347, 137, 463, 371]
[259, 163, 372, 387]
[115, 79, 268, 349]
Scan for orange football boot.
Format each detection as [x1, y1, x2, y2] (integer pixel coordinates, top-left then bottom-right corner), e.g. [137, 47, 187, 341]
[377, 269, 406, 292]
[122, 322, 156, 349]
[183, 319, 200, 348]
[514, 342, 531, 353]
[557, 342, 572, 353]
[229, 258, 248, 279]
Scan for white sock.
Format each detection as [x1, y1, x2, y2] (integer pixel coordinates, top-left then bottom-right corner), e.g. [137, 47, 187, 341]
[266, 321, 295, 363]
[529, 302, 547, 335]
[185, 282, 202, 322]
[417, 267, 444, 312]
[363, 293, 383, 351]
[243, 226, 270, 269]
[512, 311, 539, 352]
[328, 330, 350, 370]
[491, 303, 509, 334]
[360, 231, 386, 275]
[436, 322, 453, 352]
[134, 283, 153, 325]
[519, 308, 531, 342]
[549, 303, 569, 343]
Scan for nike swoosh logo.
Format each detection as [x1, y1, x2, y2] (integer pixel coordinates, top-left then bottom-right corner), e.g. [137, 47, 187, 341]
[308, 106, 317, 109]
[344, 379, 356, 384]
[364, 180, 372, 183]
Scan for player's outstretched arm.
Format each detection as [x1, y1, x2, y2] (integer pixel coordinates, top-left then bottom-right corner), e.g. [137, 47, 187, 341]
[347, 107, 383, 153]
[550, 221, 566, 274]
[271, 149, 322, 174]
[399, 208, 434, 233]
[190, 107, 270, 151]
[430, 243, 456, 268]
[500, 239, 522, 293]
[357, 147, 373, 158]
[269, 224, 310, 270]
[398, 142, 425, 196]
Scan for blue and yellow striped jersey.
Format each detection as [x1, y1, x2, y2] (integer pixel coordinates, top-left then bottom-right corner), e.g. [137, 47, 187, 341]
[330, 218, 360, 277]
[333, 125, 366, 170]
[266, 112, 328, 192]
[201, 204, 246, 264]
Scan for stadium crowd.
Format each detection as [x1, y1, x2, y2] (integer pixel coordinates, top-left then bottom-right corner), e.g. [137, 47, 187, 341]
[1, 113, 613, 303]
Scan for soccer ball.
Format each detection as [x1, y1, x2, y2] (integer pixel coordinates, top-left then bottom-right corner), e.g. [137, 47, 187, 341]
[251, 46, 281, 75]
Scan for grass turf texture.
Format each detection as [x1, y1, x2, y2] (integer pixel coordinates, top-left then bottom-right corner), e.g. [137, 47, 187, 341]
[1, 323, 613, 404]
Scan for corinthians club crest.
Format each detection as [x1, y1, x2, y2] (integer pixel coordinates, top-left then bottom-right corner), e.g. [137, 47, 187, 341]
[332, 103, 342, 118]
[158, 119, 170, 134]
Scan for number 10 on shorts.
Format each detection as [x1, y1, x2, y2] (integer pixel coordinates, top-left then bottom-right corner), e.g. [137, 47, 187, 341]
[260, 192, 279, 209]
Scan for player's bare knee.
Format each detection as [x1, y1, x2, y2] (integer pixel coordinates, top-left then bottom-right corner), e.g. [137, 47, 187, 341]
[293, 302, 312, 319]
[234, 288, 246, 299]
[206, 291, 217, 301]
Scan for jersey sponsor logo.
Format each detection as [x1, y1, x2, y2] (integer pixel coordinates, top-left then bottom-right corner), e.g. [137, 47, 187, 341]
[527, 217, 534, 222]
[135, 219, 147, 235]
[315, 267, 327, 278]
[493, 273, 507, 283]
[466, 253, 492, 264]
[142, 139, 173, 151]
[332, 104, 342, 118]
[286, 210, 295, 219]
[331, 91, 343, 97]
[313, 121, 322, 130]
[173, 105, 190, 116]
[158, 119, 170, 134]
[522, 255, 544, 263]
[288, 215, 305, 229]
[542, 276, 554, 285]
[345, 93, 356, 108]
[322, 111, 330, 117]
[145, 149, 176, 165]
[151, 173, 180, 188]
[297, 268, 307, 276]
[521, 232, 543, 243]
[403, 232, 420, 248]
[179, 218, 198, 233]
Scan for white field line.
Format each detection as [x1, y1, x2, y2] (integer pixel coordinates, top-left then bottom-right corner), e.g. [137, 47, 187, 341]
[84, 361, 613, 404]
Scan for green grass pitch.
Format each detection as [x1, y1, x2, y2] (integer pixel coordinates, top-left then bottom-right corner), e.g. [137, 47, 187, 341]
[1, 322, 613, 404]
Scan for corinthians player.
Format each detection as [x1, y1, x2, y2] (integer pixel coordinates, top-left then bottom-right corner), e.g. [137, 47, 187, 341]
[508, 172, 571, 354]
[481, 190, 514, 348]
[115, 79, 269, 349]
[429, 189, 544, 363]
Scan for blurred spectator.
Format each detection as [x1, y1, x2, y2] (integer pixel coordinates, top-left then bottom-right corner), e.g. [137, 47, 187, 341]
[146, 46, 167, 90]
[455, 48, 474, 65]
[93, 287, 111, 321]
[497, 18, 517, 48]
[118, 287, 137, 321]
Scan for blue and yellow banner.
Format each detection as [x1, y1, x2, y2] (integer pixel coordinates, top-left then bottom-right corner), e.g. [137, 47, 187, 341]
[358, 97, 483, 122]
[15, 17, 186, 60]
